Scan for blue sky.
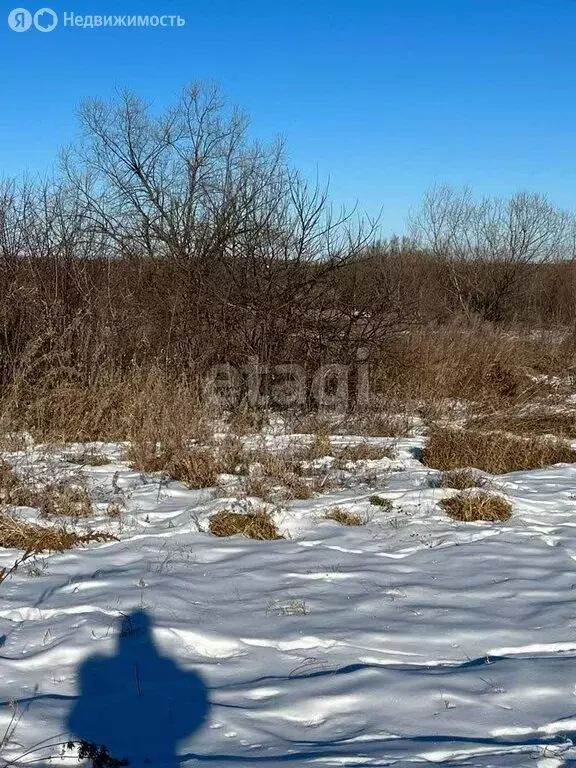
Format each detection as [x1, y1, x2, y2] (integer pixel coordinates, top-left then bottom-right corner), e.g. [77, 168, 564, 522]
[1, 0, 575, 233]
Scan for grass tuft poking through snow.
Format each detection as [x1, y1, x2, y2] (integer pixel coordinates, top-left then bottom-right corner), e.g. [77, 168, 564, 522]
[126, 443, 220, 487]
[209, 510, 283, 540]
[63, 450, 110, 466]
[127, 440, 247, 489]
[424, 426, 575, 474]
[0, 460, 40, 507]
[0, 511, 115, 551]
[306, 432, 333, 460]
[324, 508, 363, 526]
[336, 443, 393, 463]
[439, 468, 485, 489]
[369, 495, 393, 510]
[440, 491, 512, 523]
[0, 461, 93, 518]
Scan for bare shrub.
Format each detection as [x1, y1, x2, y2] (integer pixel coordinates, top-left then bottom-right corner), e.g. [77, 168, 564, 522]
[3, 85, 576, 449]
[424, 427, 575, 474]
[209, 510, 282, 540]
[440, 492, 512, 523]
[410, 185, 576, 323]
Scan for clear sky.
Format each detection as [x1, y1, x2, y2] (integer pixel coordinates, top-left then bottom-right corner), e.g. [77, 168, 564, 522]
[1, 0, 575, 234]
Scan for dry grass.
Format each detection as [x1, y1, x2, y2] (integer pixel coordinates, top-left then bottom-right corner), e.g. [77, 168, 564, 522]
[39, 482, 92, 518]
[240, 443, 338, 501]
[440, 492, 512, 523]
[361, 413, 413, 438]
[324, 507, 363, 526]
[64, 450, 109, 466]
[382, 323, 551, 405]
[467, 411, 576, 439]
[106, 502, 123, 518]
[424, 427, 575, 474]
[229, 407, 269, 435]
[4, 365, 212, 444]
[0, 511, 115, 552]
[129, 434, 338, 500]
[369, 495, 393, 510]
[288, 413, 334, 436]
[244, 475, 276, 501]
[209, 510, 282, 540]
[249, 451, 304, 479]
[125, 441, 180, 474]
[0, 460, 93, 517]
[166, 450, 220, 489]
[0, 461, 40, 507]
[283, 476, 315, 500]
[128, 435, 246, 489]
[245, 472, 330, 502]
[306, 432, 334, 460]
[336, 443, 393, 463]
[439, 468, 485, 490]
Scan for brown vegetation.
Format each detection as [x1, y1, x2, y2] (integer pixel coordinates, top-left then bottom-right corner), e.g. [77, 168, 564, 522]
[64, 450, 109, 466]
[467, 411, 576, 439]
[324, 508, 363, 526]
[440, 492, 512, 523]
[1, 85, 576, 445]
[0, 511, 115, 551]
[424, 427, 575, 474]
[209, 510, 282, 539]
[439, 469, 485, 490]
[0, 460, 92, 517]
[336, 443, 393, 463]
[369, 495, 393, 510]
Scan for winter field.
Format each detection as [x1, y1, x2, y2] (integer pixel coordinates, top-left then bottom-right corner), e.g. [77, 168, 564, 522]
[3, 424, 576, 767]
[3, 53, 576, 768]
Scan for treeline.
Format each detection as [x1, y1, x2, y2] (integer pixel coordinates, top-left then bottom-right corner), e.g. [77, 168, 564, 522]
[1, 83, 575, 427]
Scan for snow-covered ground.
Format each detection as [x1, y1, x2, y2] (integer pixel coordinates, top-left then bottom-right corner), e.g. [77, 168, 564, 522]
[3, 436, 576, 767]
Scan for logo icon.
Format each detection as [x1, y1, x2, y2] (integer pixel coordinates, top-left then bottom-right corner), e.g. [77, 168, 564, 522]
[34, 7, 57, 31]
[8, 7, 32, 31]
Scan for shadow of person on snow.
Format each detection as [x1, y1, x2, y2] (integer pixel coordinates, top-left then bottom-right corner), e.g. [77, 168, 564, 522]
[67, 609, 209, 766]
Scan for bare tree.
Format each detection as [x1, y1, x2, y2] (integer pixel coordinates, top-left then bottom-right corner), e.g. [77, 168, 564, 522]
[410, 184, 576, 321]
[61, 82, 390, 380]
